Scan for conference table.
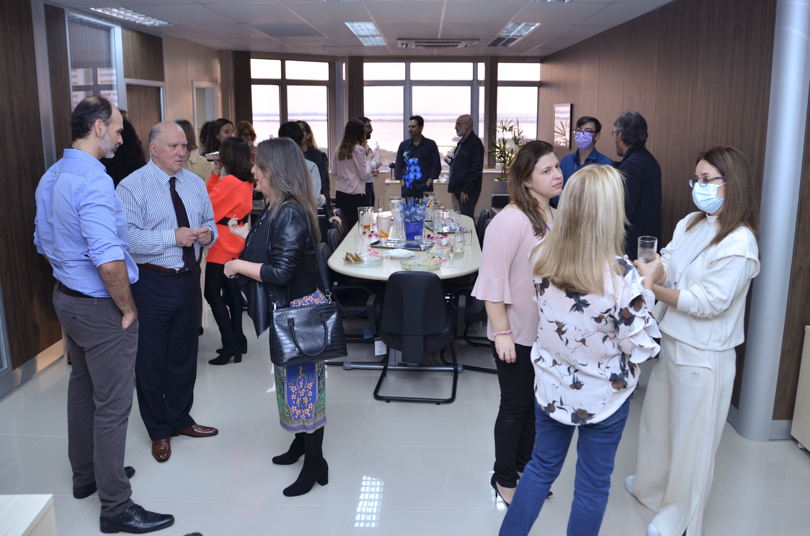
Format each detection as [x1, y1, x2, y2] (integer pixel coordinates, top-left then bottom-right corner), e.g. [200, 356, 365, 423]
[327, 214, 480, 281]
[326, 214, 480, 373]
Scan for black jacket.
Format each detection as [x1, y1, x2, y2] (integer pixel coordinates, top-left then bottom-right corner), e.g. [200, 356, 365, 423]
[448, 131, 485, 195]
[239, 201, 318, 336]
[615, 146, 662, 260]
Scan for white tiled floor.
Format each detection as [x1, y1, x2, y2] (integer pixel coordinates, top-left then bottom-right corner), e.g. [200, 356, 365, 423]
[2, 318, 810, 535]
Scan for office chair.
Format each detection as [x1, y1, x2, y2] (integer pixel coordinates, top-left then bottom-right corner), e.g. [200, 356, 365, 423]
[374, 271, 459, 404]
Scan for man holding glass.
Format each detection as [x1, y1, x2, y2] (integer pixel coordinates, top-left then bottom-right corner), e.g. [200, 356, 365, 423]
[395, 115, 441, 198]
[448, 114, 485, 219]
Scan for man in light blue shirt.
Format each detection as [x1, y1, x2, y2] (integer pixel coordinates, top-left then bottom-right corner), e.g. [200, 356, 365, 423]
[555, 116, 614, 206]
[34, 96, 174, 534]
[117, 122, 218, 464]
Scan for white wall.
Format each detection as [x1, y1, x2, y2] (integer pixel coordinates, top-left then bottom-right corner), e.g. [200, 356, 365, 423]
[162, 35, 221, 127]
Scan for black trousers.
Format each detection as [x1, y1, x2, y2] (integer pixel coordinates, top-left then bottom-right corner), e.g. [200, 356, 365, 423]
[203, 261, 244, 351]
[132, 268, 199, 440]
[454, 188, 481, 220]
[336, 190, 367, 231]
[492, 340, 536, 488]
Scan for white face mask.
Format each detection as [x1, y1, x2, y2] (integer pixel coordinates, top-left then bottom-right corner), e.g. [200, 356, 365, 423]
[692, 182, 725, 214]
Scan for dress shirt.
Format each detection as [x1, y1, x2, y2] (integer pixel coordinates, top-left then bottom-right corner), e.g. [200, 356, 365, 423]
[116, 160, 217, 270]
[334, 145, 370, 196]
[395, 137, 441, 190]
[34, 148, 138, 297]
[184, 151, 214, 182]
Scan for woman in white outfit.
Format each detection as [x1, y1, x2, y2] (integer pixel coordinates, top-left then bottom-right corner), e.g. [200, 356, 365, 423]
[627, 146, 760, 536]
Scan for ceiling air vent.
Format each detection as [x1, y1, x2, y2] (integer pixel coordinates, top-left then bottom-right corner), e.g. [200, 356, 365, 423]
[397, 38, 479, 49]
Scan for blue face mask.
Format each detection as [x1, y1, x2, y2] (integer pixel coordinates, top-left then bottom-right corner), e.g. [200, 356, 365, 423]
[575, 131, 594, 151]
[692, 183, 725, 214]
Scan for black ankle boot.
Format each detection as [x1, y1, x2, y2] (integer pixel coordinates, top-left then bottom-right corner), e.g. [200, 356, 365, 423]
[208, 347, 241, 365]
[273, 433, 305, 465]
[283, 427, 328, 497]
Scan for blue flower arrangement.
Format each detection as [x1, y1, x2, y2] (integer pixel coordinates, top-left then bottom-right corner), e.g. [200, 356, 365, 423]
[401, 197, 429, 223]
[403, 151, 421, 189]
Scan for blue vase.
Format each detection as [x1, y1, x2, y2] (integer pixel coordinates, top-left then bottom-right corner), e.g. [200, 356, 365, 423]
[404, 220, 424, 242]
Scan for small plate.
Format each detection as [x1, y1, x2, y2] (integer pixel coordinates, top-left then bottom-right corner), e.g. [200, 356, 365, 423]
[400, 255, 442, 272]
[385, 249, 415, 259]
[343, 254, 384, 266]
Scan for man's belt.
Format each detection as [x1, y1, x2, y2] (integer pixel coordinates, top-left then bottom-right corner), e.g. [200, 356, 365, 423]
[138, 263, 191, 274]
[56, 281, 94, 299]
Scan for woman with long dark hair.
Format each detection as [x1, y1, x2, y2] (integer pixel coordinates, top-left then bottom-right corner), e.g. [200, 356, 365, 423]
[299, 120, 342, 230]
[224, 138, 328, 497]
[333, 119, 370, 231]
[200, 118, 234, 156]
[101, 118, 146, 185]
[204, 137, 255, 365]
[500, 165, 660, 535]
[472, 140, 561, 507]
[627, 147, 760, 536]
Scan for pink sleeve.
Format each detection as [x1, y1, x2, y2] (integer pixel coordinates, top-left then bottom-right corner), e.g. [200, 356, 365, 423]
[353, 146, 371, 185]
[472, 211, 526, 304]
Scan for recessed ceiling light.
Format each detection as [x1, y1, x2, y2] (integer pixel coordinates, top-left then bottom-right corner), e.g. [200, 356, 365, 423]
[538, 0, 572, 3]
[345, 22, 385, 46]
[90, 7, 170, 26]
[489, 22, 539, 47]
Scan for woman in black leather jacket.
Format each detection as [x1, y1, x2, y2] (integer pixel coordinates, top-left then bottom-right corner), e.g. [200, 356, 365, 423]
[224, 137, 327, 497]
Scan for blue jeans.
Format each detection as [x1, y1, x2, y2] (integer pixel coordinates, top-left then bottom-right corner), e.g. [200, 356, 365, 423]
[499, 397, 631, 536]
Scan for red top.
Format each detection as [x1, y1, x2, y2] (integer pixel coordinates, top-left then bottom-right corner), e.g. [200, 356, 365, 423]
[206, 173, 254, 265]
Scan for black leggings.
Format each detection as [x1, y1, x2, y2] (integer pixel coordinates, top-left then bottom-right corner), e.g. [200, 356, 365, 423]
[336, 191, 367, 231]
[492, 340, 536, 488]
[203, 262, 244, 351]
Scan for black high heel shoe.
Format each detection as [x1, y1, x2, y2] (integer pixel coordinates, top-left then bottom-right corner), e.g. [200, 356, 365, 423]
[491, 474, 511, 507]
[283, 459, 329, 497]
[208, 348, 241, 365]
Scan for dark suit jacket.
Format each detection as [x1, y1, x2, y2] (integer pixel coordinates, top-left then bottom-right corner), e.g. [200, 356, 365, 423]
[615, 146, 662, 260]
[448, 131, 485, 196]
[239, 201, 318, 336]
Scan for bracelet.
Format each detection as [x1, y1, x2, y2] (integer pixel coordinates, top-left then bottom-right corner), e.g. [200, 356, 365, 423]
[493, 329, 512, 337]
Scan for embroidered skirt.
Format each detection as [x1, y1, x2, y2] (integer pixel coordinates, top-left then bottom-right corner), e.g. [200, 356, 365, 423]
[274, 290, 327, 433]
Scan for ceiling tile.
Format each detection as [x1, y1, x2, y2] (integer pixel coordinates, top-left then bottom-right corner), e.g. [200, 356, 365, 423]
[367, 3, 445, 23]
[187, 37, 244, 50]
[377, 21, 442, 38]
[582, 3, 659, 26]
[134, 4, 236, 25]
[251, 23, 323, 37]
[183, 24, 268, 38]
[558, 24, 611, 40]
[282, 2, 370, 24]
[512, 2, 609, 25]
[203, 3, 303, 25]
[442, 2, 525, 24]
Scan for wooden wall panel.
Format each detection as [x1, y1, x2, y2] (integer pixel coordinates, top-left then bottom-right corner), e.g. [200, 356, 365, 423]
[45, 4, 71, 151]
[537, 0, 780, 414]
[126, 84, 162, 147]
[775, 94, 810, 419]
[232, 51, 252, 124]
[122, 28, 164, 81]
[0, 0, 63, 368]
[347, 57, 364, 120]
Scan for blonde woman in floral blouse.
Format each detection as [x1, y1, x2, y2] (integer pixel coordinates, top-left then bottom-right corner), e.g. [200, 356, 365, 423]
[499, 165, 661, 536]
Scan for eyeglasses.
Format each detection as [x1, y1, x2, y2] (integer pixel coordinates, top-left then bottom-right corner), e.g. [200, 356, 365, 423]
[575, 128, 596, 134]
[689, 176, 725, 187]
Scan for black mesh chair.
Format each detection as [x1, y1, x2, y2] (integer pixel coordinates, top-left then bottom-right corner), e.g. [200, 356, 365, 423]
[491, 194, 509, 209]
[317, 213, 330, 243]
[374, 271, 459, 404]
[476, 209, 491, 248]
[332, 208, 347, 237]
[327, 228, 342, 255]
[317, 238, 380, 343]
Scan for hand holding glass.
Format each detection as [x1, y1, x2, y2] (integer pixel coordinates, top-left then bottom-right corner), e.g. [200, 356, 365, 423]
[637, 236, 658, 264]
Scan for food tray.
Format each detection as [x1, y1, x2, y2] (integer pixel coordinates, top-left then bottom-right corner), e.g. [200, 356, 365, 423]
[400, 255, 442, 272]
[370, 240, 434, 251]
[343, 253, 384, 266]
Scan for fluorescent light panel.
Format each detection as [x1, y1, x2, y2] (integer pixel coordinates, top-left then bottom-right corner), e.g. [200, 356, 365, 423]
[500, 22, 539, 38]
[90, 7, 170, 26]
[345, 22, 385, 46]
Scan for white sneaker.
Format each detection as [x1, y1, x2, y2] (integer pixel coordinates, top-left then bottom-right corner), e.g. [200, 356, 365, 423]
[646, 522, 661, 536]
[625, 475, 636, 497]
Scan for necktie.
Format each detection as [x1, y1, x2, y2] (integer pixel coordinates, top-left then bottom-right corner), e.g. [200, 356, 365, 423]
[169, 176, 196, 271]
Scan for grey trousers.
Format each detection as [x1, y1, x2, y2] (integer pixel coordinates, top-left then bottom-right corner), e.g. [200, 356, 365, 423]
[53, 287, 138, 517]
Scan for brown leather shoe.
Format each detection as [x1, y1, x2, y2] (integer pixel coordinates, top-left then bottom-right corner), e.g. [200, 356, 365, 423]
[151, 438, 171, 462]
[173, 424, 219, 438]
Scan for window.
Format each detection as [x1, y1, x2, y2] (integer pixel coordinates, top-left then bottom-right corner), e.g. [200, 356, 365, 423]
[363, 61, 485, 172]
[67, 17, 119, 108]
[250, 58, 331, 154]
[496, 62, 541, 142]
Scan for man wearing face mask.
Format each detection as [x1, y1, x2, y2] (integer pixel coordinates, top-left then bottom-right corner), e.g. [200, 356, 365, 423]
[556, 116, 613, 207]
[612, 111, 662, 261]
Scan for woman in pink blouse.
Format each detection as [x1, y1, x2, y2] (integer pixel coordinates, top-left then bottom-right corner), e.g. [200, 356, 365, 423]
[472, 140, 562, 506]
[499, 165, 661, 536]
[333, 119, 371, 231]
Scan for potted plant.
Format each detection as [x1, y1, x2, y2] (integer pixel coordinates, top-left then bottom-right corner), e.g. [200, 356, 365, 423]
[489, 118, 525, 193]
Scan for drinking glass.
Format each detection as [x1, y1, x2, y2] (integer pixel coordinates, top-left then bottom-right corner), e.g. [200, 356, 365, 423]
[462, 228, 472, 248]
[377, 214, 392, 246]
[447, 244, 456, 268]
[637, 236, 658, 263]
[358, 206, 373, 234]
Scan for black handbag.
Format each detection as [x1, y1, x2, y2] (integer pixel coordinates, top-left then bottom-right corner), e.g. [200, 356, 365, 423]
[269, 295, 347, 367]
[268, 222, 347, 367]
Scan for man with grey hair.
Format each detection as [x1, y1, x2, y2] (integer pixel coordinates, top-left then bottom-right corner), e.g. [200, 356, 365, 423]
[448, 114, 485, 218]
[612, 111, 661, 260]
[117, 122, 218, 464]
[35, 96, 174, 533]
